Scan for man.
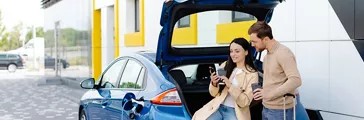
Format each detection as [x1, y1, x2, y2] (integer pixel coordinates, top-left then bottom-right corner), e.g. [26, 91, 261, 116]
[249, 21, 303, 120]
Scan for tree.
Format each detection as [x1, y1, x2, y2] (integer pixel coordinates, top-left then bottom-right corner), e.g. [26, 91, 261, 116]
[44, 28, 89, 47]
[8, 22, 23, 50]
[119, 82, 141, 89]
[0, 9, 9, 51]
[0, 32, 9, 50]
[25, 26, 44, 44]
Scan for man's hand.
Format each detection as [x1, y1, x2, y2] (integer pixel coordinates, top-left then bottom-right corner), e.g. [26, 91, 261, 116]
[253, 88, 267, 100]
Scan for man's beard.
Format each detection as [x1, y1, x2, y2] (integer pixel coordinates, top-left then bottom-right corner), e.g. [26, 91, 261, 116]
[256, 48, 264, 52]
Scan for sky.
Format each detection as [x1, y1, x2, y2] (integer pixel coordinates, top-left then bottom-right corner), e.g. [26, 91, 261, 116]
[0, 0, 44, 31]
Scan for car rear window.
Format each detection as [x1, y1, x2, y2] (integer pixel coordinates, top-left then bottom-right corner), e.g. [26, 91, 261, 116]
[171, 10, 257, 48]
[172, 63, 220, 84]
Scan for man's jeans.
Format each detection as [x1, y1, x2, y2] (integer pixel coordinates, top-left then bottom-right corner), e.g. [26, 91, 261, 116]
[207, 104, 237, 120]
[262, 106, 294, 120]
[262, 95, 310, 120]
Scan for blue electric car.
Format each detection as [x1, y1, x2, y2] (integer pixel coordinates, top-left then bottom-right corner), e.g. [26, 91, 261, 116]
[77, 0, 304, 120]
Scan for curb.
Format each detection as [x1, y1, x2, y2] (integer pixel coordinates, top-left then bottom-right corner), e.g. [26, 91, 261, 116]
[61, 77, 83, 89]
[34, 76, 88, 104]
[36, 76, 63, 86]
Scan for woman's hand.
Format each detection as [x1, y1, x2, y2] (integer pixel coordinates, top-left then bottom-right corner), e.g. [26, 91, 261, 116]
[210, 72, 219, 87]
[220, 76, 231, 88]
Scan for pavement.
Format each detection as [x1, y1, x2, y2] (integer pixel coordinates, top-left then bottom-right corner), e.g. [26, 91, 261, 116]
[0, 69, 89, 120]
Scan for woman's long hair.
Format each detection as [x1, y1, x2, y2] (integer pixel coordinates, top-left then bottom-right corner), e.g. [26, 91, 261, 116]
[224, 38, 257, 78]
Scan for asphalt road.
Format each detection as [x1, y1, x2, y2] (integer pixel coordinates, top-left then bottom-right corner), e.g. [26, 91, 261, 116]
[0, 70, 80, 120]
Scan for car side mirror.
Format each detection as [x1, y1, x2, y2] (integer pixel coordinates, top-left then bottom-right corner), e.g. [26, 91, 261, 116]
[80, 78, 95, 89]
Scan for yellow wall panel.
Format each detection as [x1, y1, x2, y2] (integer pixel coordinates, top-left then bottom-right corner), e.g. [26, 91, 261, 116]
[216, 20, 256, 44]
[124, 32, 144, 46]
[114, 0, 119, 58]
[172, 14, 198, 45]
[92, 0, 102, 80]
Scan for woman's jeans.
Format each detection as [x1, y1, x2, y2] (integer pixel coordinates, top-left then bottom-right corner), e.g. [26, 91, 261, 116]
[207, 104, 237, 120]
[262, 94, 310, 120]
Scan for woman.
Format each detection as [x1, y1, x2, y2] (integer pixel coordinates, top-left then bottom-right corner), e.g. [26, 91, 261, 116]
[192, 38, 259, 120]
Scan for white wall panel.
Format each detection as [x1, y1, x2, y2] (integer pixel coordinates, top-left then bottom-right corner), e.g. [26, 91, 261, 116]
[125, 0, 136, 34]
[198, 11, 219, 46]
[330, 41, 364, 117]
[295, 0, 329, 41]
[328, 3, 351, 40]
[144, 0, 164, 51]
[95, 0, 114, 10]
[118, 0, 126, 49]
[101, 7, 115, 71]
[295, 42, 330, 111]
[218, 11, 232, 24]
[269, 0, 296, 42]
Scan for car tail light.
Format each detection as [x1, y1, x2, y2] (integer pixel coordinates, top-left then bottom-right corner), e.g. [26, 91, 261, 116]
[21, 58, 25, 63]
[151, 88, 182, 105]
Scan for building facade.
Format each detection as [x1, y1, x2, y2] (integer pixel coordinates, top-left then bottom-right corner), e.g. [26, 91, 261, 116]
[91, 0, 258, 79]
[92, 0, 364, 119]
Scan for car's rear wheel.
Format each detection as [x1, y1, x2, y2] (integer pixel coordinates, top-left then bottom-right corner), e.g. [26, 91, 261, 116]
[8, 64, 17, 73]
[79, 109, 87, 120]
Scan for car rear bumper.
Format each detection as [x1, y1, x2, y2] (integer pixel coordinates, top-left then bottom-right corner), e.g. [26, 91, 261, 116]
[142, 104, 191, 120]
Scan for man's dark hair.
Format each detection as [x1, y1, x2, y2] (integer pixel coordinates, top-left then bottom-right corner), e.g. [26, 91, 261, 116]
[248, 21, 274, 39]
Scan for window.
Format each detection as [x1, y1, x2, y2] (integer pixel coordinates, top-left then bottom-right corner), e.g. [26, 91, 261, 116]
[0, 54, 7, 59]
[172, 64, 219, 84]
[178, 15, 190, 28]
[135, 68, 145, 88]
[232, 11, 255, 22]
[119, 60, 145, 89]
[173, 65, 198, 78]
[135, 0, 140, 32]
[100, 59, 127, 88]
[8, 55, 18, 59]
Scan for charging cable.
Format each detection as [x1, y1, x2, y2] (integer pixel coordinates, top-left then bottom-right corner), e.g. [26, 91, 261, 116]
[121, 97, 144, 120]
[121, 101, 129, 120]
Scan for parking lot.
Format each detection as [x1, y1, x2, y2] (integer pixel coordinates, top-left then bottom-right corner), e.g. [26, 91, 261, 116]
[0, 69, 86, 120]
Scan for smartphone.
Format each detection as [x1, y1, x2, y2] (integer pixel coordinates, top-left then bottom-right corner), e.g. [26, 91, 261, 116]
[209, 67, 216, 74]
[217, 68, 226, 76]
[251, 83, 261, 93]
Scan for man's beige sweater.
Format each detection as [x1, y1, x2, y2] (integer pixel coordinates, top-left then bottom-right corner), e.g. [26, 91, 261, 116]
[262, 41, 302, 109]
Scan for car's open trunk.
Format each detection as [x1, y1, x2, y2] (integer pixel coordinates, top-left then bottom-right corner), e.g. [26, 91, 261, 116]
[168, 63, 264, 119]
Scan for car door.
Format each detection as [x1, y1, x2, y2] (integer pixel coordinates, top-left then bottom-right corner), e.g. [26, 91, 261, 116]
[8, 54, 20, 65]
[44, 56, 55, 68]
[105, 59, 146, 120]
[0, 54, 8, 68]
[86, 59, 127, 120]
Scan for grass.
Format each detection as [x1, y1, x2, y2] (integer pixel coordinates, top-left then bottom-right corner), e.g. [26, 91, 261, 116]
[68, 57, 89, 66]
